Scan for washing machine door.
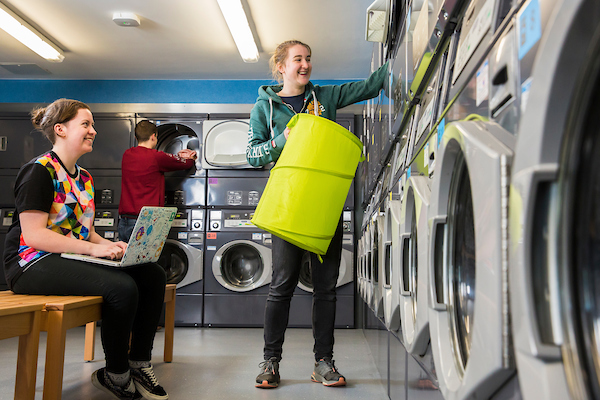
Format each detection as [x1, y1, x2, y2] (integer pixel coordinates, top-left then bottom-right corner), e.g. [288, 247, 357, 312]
[385, 199, 402, 331]
[428, 120, 514, 399]
[212, 239, 272, 292]
[202, 120, 252, 169]
[297, 245, 354, 293]
[510, 1, 600, 399]
[399, 175, 431, 355]
[158, 239, 203, 289]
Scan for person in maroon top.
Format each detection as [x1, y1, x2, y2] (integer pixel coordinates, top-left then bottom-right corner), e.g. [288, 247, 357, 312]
[118, 120, 196, 241]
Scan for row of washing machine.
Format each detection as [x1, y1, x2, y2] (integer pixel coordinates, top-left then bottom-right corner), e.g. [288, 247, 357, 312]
[356, 0, 600, 399]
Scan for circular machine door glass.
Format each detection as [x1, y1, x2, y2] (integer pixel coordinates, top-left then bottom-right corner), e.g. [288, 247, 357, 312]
[158, 242, 189, 284]
[564, 73, 600, 398]
[299, 251, 313, 290]
[448, 156, 476, 371]
[220, 243, 264, 289]
[157, 124, 201, 155]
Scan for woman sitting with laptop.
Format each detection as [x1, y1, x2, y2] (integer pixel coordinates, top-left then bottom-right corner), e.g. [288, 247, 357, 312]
[2, 98, 168, 400]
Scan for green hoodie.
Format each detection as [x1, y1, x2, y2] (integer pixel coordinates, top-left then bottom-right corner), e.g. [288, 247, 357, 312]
[246, 61, 389, 167]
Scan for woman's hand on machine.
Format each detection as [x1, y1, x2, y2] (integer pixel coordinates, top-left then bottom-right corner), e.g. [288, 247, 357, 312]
[283, 127, 291, 139]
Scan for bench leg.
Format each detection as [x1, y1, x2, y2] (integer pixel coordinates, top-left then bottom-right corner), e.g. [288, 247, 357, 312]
[15, 310, 42, 400]
[43, 311, 67, 400]
[84, 322, 96, 361]
[164, 296, 175, 363]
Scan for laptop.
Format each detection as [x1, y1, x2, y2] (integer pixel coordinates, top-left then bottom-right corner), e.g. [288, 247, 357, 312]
[61, 206, 177, 267]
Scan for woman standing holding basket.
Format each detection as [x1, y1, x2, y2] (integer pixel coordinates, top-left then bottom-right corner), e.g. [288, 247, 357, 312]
[246, 40, 388, 388]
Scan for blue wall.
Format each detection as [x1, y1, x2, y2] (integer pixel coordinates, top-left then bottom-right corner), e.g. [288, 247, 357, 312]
[0, 79, 358, 104]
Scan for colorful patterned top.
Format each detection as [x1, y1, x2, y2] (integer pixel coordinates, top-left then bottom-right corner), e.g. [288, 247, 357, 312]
[6, 151, 96, 268]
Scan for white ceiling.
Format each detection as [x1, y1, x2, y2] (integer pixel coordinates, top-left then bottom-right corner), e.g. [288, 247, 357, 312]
[0, 0, 376, 81]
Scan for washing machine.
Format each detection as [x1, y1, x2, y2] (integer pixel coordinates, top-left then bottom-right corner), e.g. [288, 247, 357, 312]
[0, 208, 15, 290]
[203, 209, 272, 327]
[370, 211, 385, 317]
[290, 210, 355, 328]
[144, 115, 208, 326]
[158, 208, 204, 326]
[357, 234, 367, 303]
[424, 0, 522, 395]
[399, 174, 432, 356]
[383, 194, 402, 332]
[364, 219, 374, 308]
[509, 0, 600, 399]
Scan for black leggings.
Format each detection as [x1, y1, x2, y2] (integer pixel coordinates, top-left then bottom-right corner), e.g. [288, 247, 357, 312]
[11, 254, 166, 373]
[263, 217, 342, 361]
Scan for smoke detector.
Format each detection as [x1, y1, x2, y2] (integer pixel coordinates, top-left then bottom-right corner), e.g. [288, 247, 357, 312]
[112, 12, 140, 27]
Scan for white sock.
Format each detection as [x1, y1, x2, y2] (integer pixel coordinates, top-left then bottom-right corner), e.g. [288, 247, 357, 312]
[129, 360, 151, 369]
[107, 370, 131, 387]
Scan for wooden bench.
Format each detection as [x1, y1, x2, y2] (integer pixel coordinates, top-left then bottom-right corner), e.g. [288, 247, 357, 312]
[0, 297, 45, 400]
[0, 283, 176, 400]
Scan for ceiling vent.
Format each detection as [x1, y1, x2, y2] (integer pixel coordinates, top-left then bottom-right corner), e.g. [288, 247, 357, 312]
[0, 63, 50, 75]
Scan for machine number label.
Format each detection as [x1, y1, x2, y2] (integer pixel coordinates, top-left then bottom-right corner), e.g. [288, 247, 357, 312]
[453, 0, 494, 83]
[476, 59, 489, 106]
[517, 0, 542, 60]
[207, 232, 217, 240]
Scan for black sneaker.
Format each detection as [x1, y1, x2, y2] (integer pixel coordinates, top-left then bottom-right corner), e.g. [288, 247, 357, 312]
[91, 368, 142, 400]
[255, 357, 280, 388]
[130, 364, 168, 400]
[311, 357, 346, 386]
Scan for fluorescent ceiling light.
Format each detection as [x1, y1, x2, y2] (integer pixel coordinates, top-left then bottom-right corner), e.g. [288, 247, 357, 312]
[217, 0, 259, 63]
[0, 2, 64, 62]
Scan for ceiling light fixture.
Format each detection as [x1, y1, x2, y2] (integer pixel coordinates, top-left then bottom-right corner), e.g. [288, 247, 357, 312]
[216, 0, 259, 63]
[0, 1, 64, 62]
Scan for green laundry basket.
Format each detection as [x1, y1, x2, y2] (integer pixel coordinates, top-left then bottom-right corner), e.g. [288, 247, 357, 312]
[251, 113, 363, 255]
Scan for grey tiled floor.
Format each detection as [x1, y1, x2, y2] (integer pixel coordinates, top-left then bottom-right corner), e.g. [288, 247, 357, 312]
[0, 327, 387, 400]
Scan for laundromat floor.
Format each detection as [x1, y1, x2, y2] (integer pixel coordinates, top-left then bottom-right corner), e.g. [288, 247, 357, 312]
[0, 326, 388, 399]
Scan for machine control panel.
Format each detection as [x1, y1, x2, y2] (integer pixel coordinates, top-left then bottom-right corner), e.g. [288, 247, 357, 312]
[208, 210, 256, 231]
[191, 209, 204, 231]
[1, 209, 14, 227]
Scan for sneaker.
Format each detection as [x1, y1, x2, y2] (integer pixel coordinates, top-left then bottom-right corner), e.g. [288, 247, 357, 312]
[311, 357, 346, 386]
[91, 368, 142, 400]
[255, 357, 280, 388]
[130, 364, 168, 400]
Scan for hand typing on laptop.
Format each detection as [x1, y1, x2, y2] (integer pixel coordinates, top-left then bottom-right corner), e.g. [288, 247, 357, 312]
[92, 241, 128, 260]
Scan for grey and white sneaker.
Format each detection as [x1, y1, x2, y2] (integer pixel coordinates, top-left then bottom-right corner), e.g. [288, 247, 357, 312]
[91, 368, 142, 400]
[255, 357, 280, 388]
[131, 364, 168, 400]
[311, 357, 346, 386]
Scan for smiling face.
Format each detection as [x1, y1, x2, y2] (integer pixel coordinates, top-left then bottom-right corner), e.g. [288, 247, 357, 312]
[54, 108, 97, 157]
[279, 44, 312, 92]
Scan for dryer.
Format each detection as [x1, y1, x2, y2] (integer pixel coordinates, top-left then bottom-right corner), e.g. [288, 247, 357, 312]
[203, 209, 272, 327]
[509, 0, 600, 399]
